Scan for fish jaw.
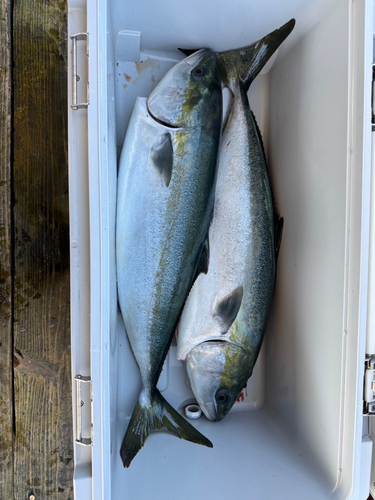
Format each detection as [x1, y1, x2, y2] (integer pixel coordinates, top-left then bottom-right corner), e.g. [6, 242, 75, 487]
[148, 49, 220, 129]
[186, 340, 250, 421]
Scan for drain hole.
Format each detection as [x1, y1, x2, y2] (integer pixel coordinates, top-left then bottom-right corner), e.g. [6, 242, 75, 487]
[185, 404, 202, 420]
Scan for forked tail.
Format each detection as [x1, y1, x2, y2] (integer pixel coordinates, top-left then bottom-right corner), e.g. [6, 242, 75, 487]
[217, 19, 296, 92]
[120, 389, 213, 467]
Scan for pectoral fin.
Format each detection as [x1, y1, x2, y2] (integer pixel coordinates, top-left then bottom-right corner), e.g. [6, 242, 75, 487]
[150, 133, 173, 187]
[213, 286, 244, 334]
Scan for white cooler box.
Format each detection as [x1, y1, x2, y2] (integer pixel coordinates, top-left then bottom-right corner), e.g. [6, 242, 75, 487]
[67, 0, 375, 498]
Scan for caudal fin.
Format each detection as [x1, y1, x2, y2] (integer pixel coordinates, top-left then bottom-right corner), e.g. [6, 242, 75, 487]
[218, 19, 295, 91]
[120, 389, 213, 467]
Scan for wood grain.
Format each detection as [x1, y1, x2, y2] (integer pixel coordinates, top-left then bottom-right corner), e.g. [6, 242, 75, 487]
[0, 0, 14, 496]
[12, 0, 73, 496]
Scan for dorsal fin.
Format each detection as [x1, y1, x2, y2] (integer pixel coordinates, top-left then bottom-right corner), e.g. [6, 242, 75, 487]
[250, 109, 283, 244]
[213, 286, 244, 334]
[250, 110, 267, 166]
[150, 133, 173, 187]
[275, 216, 284, 261]
[178, 48, 199, 57]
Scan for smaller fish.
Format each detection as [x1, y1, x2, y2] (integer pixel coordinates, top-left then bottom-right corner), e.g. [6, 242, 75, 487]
[177, 20, 295, 422]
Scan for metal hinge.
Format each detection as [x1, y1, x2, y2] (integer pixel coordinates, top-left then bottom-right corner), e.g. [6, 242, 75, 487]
[75, 375, 93, 446]
[364, 357, 375, 414]
[71, 33, 89, 110]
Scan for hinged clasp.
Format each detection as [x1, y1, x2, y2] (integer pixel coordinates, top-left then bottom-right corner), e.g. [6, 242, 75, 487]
[71, 33, 89, 110]
[364, 357, 375, 414]
[75, 375, 93, 446]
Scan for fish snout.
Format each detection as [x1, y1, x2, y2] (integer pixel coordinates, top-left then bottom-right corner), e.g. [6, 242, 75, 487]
[200, 401, 218, 422]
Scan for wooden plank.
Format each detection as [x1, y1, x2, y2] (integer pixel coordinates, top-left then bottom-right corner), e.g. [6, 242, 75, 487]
[0, 0, 14, 496]
[12, 0, 73, 496]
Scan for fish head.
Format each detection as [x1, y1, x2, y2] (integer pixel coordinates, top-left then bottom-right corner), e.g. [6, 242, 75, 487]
[186, 340, 250, 421]
[147, 49, 221, 128]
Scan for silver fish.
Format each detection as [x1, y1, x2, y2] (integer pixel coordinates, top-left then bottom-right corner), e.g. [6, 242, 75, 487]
[177, 20, 295, 422]
[116, 49, 222, 466]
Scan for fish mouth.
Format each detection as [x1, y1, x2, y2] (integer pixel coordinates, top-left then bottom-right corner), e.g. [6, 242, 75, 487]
[146, 102, 182, 130]
[200, 401, 217, 421]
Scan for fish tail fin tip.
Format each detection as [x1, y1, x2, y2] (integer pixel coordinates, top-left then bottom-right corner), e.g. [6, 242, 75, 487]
[218, 18, 296, 91]
[120, 390, 213, 467]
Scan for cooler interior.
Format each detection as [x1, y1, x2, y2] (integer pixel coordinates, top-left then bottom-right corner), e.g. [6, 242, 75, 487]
[69, 0, 374, 498]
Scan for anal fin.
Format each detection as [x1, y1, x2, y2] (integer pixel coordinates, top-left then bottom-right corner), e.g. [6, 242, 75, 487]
[195, 238, 209, 276]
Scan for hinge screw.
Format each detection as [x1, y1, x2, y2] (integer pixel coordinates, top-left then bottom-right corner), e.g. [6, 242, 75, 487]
[81, 400, 84, 406]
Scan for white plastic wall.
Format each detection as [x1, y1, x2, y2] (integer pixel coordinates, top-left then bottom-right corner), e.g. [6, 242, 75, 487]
[68, 0, 374, 498]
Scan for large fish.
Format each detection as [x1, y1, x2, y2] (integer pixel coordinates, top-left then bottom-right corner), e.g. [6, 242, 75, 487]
[177, 20, 295, 421]
[116, 49, 222, 466]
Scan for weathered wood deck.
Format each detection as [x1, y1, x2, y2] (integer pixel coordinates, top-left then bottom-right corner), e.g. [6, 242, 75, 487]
[0, 0, 73, 497]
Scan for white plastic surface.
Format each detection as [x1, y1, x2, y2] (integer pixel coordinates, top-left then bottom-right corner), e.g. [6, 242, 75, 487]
[67, 3, 92, 499]
[368, 134, 375, 355]
[67, 0, 374, 498]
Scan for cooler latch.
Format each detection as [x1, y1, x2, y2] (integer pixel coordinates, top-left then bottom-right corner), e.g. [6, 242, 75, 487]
[75, 375, 93, 446]
[70, 33, 89, 110]
[364, 357, 375, 415]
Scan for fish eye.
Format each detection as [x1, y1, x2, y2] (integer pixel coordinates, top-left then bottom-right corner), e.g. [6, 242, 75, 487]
[217, 392, 227, 403]
[215, 387, 230, 405]
[193, 67, 205, 77]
